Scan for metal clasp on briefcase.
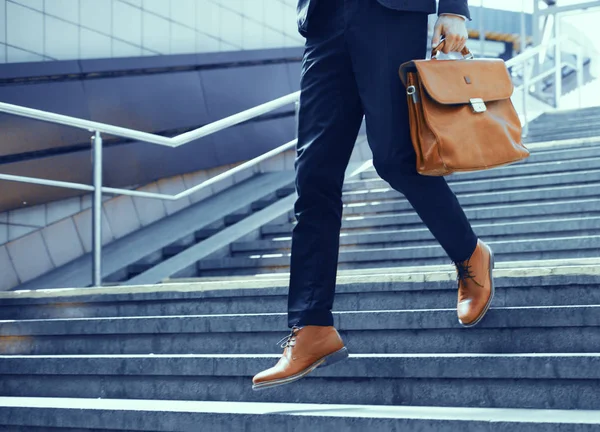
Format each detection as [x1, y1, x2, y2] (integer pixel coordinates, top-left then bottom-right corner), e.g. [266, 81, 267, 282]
[407, 86, 418, 103]
[470, 98, 486, 113]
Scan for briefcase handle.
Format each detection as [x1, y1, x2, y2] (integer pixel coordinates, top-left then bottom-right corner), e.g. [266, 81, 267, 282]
[431, 39, 474, 60]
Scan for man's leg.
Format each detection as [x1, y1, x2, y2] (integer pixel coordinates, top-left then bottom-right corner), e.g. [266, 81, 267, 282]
[346, 1, 476, 262]
[252, 0, 364, 390]
[287, 4, 365, 329]
[346, 0, 493, 327]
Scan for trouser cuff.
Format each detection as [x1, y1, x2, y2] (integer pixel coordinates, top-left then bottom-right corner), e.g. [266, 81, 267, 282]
[288, 308, 334, 328]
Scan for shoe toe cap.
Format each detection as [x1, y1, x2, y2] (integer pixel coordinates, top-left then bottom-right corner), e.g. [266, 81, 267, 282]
[252, 366, 279, 385]
[457, 299, 472, 320]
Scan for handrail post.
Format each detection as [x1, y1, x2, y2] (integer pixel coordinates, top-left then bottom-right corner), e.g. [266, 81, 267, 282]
[295, 101, 300, 139]
[522, 59, 529, 137]
[520, 0, 527, 54]
[91, 131, 103, 287]
[576, 45, 584, 109]
[554, 14, 562, 109]
[479, 1, 485, 56]
[520, 0, 528, 137]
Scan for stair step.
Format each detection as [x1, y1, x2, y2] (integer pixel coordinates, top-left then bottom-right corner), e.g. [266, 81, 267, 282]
[276, 186, 295, 198]
[263, 198, 600, 236]
[2, 398, 597, 432]
[529, 116, 600, 125]
[2, 270, 599, 320]
[345, 176, 600, 203]
[356, 155, 600, 182]
[364, 143, 600, 181]
[342, 183, 600, 216]
[194, 228, 222, 241]
[526, 131, 600, 143]
[198, 234, 600, 275]
[528, 118, 600, 128]
[236, 216, 600, 254]
[162, 244, 188, 258]
[534, 106, 600, 118]
[126, 263, 153, 278]
[527, 129, 600, 139]
[528, 124, 600, 135]
[4, 306, 600, 355]
[224, 213, 249, 226]
[3, 354, 600, 409]
[251, 197, 278, 211]
[344, 170, 600, 202]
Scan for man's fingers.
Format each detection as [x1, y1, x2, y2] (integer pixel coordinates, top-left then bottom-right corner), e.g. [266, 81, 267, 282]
[433, 16, 469, 55]
[443, 34, 458, 53]
[452, 36, 466, 53]
[433, 15, 469, 54]
[432, 23, 443, 48]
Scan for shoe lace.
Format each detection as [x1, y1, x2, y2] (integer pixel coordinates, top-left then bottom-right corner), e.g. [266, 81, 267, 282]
[455, 260, 483, 288]
[276, 326, 300, 348]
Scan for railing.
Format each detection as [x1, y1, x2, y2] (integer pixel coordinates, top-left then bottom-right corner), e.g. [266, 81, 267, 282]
[0, 92, 300, 287]
[525, 1, 600, 123]
[475, 1, 593, 136]
[505, 35, 584, 136]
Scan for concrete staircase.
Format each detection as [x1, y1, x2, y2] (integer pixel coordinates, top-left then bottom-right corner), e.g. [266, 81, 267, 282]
[525, 106, 600, 143]
[190, 140, 600, 278]
[2, 122, 600, 429]
[1, 266, 600, 430]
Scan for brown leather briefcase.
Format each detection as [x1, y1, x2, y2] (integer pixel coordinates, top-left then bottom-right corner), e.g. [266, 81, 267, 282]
[399, 41, 529, 176]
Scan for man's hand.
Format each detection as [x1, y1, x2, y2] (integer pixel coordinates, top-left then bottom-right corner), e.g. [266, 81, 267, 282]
[432, 14, 468, 54]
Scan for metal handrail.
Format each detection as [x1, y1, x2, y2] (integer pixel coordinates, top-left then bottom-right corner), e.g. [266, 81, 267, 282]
[0, 91, 301, 200]
[1, 139, 298, 201]
[0, 91, 300, 147]
[503, 33, 585, 136]
[0, 89, 301, 287]
[505, 36, 568, 69]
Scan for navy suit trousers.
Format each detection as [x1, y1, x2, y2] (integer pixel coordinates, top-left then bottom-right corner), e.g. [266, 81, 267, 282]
[288, 0, 478, 327]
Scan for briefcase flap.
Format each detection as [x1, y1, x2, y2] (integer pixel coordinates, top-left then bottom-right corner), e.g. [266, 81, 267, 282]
[413, 58, 513, 105]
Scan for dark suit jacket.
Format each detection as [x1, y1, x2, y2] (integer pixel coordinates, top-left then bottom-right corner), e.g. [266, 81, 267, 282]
[297, 0, 470, 35]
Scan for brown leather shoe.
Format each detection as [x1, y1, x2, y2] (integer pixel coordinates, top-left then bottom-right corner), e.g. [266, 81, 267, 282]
[252, 325, 348, 391]
[455, 240, 495, 327]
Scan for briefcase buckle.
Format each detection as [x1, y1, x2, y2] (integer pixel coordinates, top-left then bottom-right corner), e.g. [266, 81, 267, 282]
[470, 98, 486, 113]
[407, 85, 419, 103]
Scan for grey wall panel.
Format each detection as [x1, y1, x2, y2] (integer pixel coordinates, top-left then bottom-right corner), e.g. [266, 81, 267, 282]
[286, 62, 302, 91]
[0, 81, 92, 156]
[211, 118, 295, 167]
[99, 138, 220, 187]
[200, 64, 294, 122]
[251, 118, 296, 162]
[82, 71, 210, 132]
[194, 47, 302, 67]
[78, 54, 199, 74]
[210, 123, 263, 167]
[0, 60, 81, 80]
[76, 48, 302, 75]
[1, 153, 91, 213]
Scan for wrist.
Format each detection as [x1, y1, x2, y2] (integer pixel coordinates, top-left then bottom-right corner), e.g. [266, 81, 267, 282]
[440, 13, 467, 21]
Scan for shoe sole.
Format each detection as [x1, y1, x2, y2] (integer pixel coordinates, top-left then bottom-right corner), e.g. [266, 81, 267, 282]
[251, 346, 349, 391]
[459, 246, 495, 328]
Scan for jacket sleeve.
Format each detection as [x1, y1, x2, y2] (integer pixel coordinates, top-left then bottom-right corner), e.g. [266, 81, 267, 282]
[438, 0, 471, 20]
